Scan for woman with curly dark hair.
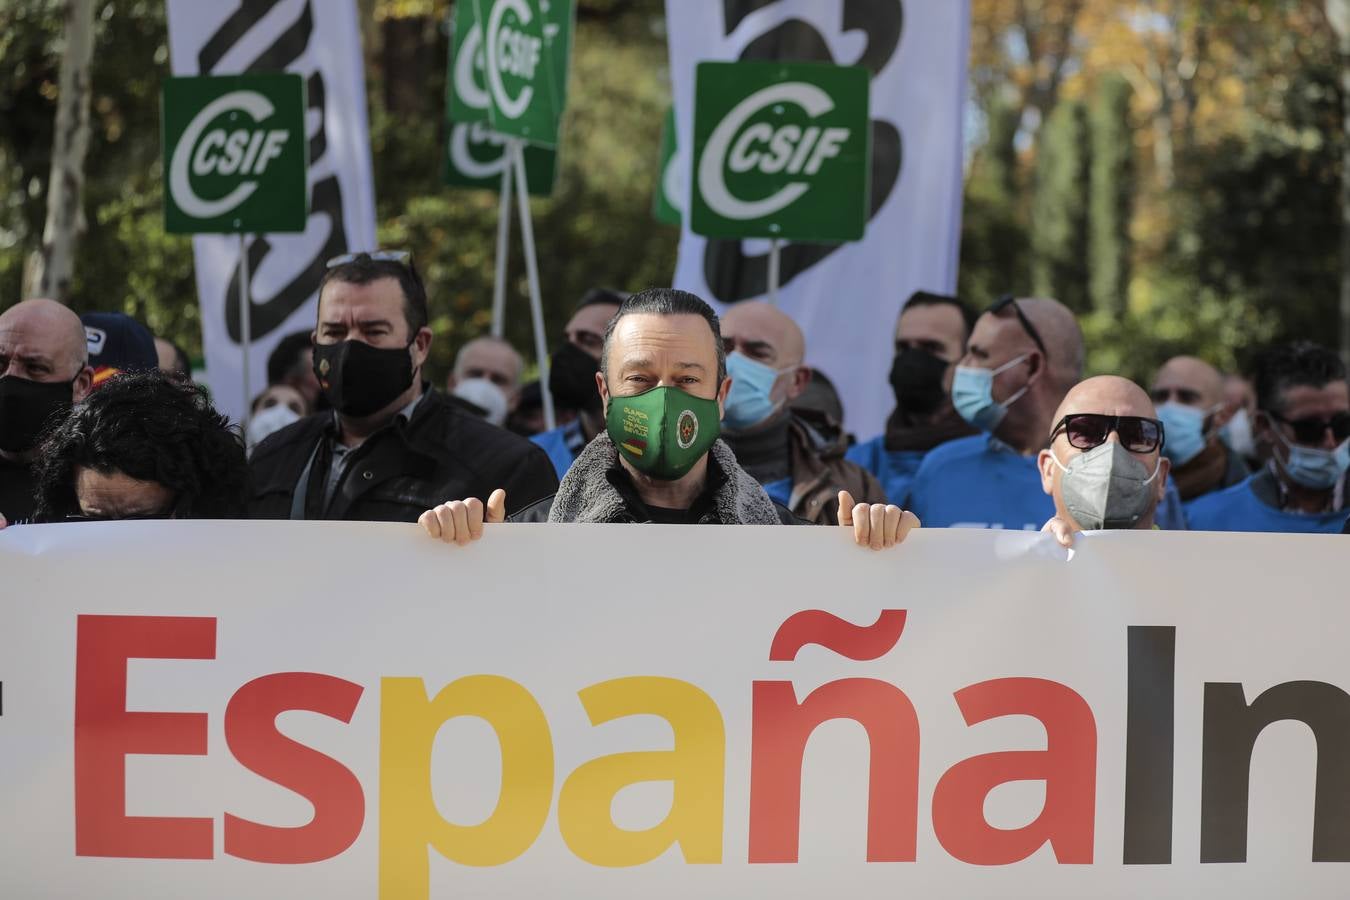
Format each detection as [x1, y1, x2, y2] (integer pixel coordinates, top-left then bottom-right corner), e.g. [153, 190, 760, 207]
[32, 370, 248, 521]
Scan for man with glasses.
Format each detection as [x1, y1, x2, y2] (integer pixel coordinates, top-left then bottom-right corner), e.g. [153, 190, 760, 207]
[1039, 376, 1171, 547]
[1187, 341, 1350, 533]
[1149, 356, 1251, 503]
[904, 295, 1084, 530]
[249, 251, 558, 522]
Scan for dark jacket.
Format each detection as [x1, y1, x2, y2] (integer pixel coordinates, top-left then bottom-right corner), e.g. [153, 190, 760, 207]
[249, 389, 558, 522]
[512, 433, 795, 524]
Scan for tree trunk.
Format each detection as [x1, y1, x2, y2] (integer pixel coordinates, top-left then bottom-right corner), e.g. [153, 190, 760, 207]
[25, 0, 95, 303]
[1331, 0, 1350, 367]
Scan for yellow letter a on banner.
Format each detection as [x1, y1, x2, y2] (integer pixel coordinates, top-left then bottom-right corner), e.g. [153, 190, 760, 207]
[558, 677, 725, 866]
[379, 676, 553, 900]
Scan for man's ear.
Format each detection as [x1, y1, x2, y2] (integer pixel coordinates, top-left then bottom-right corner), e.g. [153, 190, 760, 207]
[1037, 448, 1057, 496]
[595, 371, 609, 416]
[717, 375, 733, 420]
[1211, 397, 1239, 430]
[412, 326, 433, 366]
[785, 365, 811, 402]
[1155, 456, 1171, 503]
[72, 365, 94, 403]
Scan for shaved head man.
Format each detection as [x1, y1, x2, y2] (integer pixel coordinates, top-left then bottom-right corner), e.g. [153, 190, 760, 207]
[720, 301, 884, 524]
[1150, 355, 1250, 501]
[0, 299, 94, 525]
[448, 336, 524, 397]
[1040, 376, 1171, 546]
[905, 295, 1085, 530]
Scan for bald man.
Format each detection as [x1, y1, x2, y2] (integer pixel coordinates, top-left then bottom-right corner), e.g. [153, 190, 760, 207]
[904, 295, 1085, 530]
[447, 336, 524, 398]
[720, 302, 885, 524]
[1040, 377, 1171, 547]
[1149, 356, 1251, 502]
[0, 299, 94, 525]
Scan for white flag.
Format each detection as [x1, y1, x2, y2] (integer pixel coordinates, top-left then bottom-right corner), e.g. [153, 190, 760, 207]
[166, 0, 377, 423]
[665, 0, 969, 437]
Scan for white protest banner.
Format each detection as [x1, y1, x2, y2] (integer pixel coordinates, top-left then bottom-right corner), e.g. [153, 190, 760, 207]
[166, 0, 378, 424]
[665, 0, 969, 436]
[1, 523, 1348, 899]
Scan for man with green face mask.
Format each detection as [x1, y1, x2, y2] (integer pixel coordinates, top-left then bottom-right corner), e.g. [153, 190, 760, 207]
[420, 289, 918, 549]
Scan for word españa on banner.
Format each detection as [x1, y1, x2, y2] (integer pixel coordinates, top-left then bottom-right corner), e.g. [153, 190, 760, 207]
[162, 73, 309, 234]
[71, 609, 1350, 900]
[473, 0, 573, 147]
[691, 61, 870, 243]
[443, 0, 558, 196]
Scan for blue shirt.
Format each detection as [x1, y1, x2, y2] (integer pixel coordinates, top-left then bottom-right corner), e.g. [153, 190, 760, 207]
[845, 435, 927, 505]
[1185, 474, 1350, 534]
[905, 434, 1052, 530]
[762, 476, 793, 508]
[531, 419, 587, 480]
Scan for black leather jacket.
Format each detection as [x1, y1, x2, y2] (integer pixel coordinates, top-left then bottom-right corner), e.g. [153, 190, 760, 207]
[249, 389, 558, 522]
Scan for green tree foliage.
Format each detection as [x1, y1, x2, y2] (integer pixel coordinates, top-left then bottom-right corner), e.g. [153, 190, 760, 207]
[1088, 74, 1133, 316]
[1030, 99, 1090, 312]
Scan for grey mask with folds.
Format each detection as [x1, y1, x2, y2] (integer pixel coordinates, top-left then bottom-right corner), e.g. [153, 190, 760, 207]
[1050, 440, 1162, 530]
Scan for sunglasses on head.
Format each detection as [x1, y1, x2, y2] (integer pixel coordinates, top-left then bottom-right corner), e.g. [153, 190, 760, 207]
[1051, 413, 1166, 454]
[990, 294, 1049, 361]
[326, 250, 412, 269]
[1267, 410, 1350, 445]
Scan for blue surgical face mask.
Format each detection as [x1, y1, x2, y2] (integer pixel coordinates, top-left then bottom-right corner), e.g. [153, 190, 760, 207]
[723, 352, 793, 431]
[951, 354, 1030, 432]
[1273, 426, 1350, 490]
[1156, 402, 1210, 466]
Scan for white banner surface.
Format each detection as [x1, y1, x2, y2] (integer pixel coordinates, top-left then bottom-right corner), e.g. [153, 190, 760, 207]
[665, 0, 969, 437]
[166, 0, 377, 423]
[2, 524, 1348, 899]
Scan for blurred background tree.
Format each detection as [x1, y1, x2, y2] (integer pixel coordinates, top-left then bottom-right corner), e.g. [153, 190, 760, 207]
[1, 0, 1347, 397]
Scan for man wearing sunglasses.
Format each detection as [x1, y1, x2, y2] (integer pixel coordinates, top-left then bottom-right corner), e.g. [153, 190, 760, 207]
[904, 295, 1084, 530]
[1149, 356, 1251, 503]
[249, 252, 559, 523]
[1039, 377, 1171, 547]
[1187, 341, 1350, 533]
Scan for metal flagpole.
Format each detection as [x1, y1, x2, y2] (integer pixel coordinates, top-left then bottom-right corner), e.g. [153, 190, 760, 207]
[491, 164, 513, 338]
[238, 232, 252, 431]
[510, 139, 555, 431]
[768, 237, 782, 305]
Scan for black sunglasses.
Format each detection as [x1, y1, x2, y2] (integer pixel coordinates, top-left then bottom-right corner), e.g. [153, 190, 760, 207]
[990, 294, 1049, 361]
[326, 250, 412, 269]
[1051, 413, 1165, 454]
[1268, 410, 1350, 445]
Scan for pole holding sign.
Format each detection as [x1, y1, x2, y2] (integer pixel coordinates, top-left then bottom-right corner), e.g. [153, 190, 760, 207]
[162, 72, 308, 424]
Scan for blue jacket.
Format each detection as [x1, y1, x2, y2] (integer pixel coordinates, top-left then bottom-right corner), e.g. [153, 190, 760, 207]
[904, 434, 1053, 530]
[845, 435, 928, 507]
[531, 418, 587, 481]
[1186, 472, 1350, 534]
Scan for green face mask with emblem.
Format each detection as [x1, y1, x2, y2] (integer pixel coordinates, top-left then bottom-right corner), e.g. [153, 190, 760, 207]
[606, 386, 722, 480]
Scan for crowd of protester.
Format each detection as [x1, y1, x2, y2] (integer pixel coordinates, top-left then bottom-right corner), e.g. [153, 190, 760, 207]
[1, 252, 1347, 541]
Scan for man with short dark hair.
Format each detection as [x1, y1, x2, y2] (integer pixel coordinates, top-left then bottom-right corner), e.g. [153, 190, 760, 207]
[848, 291, 977, 503]
[532, 287, 627, 477]
[248, 252, 558, 522]
[0, 299, 94, 527]
[267, 330, 323, 411]
[420, 288, 917, 549]
[1186, 341, 1349, 533]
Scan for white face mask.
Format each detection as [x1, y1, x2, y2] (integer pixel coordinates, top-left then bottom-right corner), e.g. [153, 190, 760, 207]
[453, 378, 509, 426]
[246, 403, 301, 450]
[1220, 408, 1255, 459]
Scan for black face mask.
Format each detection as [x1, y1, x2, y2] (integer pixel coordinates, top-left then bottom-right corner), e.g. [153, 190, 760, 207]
[312, 339, 416, 418]
[888, 348, 949, 417]
[549, 341, 602, 412]
[0, 374, 76, 454]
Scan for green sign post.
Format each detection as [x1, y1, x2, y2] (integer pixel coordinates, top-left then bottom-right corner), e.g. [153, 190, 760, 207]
[653, 106, 682, 226]
[690, 62, 870, 301]
[162, 72, 308, 427]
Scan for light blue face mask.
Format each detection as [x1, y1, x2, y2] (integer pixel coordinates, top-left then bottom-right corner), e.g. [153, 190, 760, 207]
[1156, 402, 1212, 466]
[723, 352, 793, 431]
[1274, 427, 1350, 490]
[951, 354, 1030, 433]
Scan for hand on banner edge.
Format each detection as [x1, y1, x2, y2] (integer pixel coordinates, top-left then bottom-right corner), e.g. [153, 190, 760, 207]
[420, 489, 507, 546]
[1042, 516, 1076, 549]
[838, 490, 919, 551]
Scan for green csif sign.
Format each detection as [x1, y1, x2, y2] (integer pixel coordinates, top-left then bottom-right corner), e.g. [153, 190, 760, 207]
[162, 73, 308, 234]
[690, 61, 870, 242]
[473, 0, 573, 147]
[444, 1, 558, 195]
[653, 106, 682, 226]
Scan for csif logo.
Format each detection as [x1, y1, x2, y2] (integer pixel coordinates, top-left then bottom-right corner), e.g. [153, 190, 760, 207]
[472, 0, 570, 147]
[690, 61, 870, 243]
[162, 73, 307, 234]
[483, 0, 544, 121]
[698, 81, 853, 222]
